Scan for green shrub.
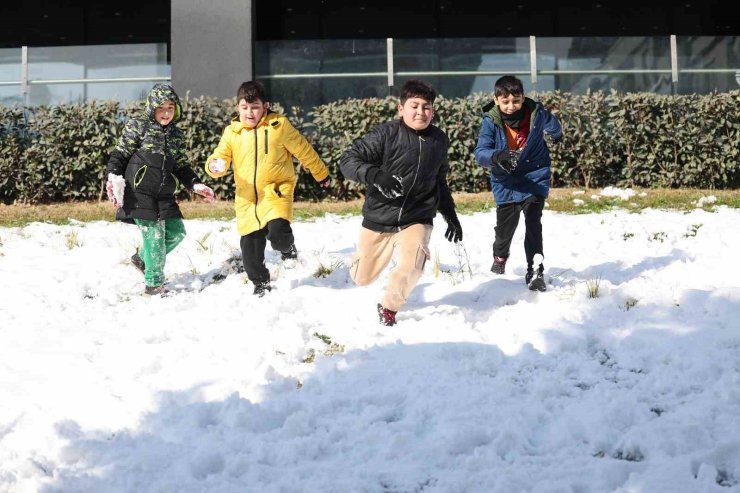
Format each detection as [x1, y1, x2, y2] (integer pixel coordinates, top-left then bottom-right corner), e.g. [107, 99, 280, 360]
[1, 90, 738, 205]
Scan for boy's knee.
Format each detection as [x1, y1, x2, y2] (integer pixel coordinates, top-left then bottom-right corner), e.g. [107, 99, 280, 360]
[350, 259, 376, 286]
[267, 219, 293, 251]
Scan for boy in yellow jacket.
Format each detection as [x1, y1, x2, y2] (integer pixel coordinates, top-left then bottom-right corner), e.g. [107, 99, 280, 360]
[205, 80, 330, 296]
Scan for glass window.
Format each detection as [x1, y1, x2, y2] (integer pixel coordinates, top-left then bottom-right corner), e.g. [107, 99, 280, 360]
[255, 39, 388, 111]
[0, 47, 22, 106]
[26, 43, 169, 106]
[536, 37, 673, 94]
[675, 36, 740, 93]
[392, 37, 532, 97]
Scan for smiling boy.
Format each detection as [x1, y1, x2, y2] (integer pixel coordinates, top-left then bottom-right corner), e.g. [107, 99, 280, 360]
[205, 80, 330, 296]
[106, 83, 214, 295]
[474, 75, 562, 291]
[339, 79, 462, 326]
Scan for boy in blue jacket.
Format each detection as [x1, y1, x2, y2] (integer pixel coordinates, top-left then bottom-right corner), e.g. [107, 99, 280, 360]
[474, 75, 562, 291]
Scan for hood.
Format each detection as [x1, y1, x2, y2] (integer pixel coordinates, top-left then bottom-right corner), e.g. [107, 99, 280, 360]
[146, 83, 182, 124]
[482, 97, 538, 128]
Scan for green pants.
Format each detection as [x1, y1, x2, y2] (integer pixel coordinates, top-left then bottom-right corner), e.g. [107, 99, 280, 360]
[134, 218, 186, 287]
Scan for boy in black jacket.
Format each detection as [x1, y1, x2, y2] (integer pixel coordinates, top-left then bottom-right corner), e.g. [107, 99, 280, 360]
[106, 83, 214, 295]
[340, 79, 462, 326]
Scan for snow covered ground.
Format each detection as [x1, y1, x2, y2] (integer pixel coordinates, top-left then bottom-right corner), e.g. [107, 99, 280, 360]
[1, 197, 739, 492]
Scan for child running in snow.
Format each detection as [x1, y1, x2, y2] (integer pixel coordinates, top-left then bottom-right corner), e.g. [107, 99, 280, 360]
[204, 80, 331, 297]
[473, 75, 562, 291]
[106, 83, 214, 296]
[339, 79, 463, 326]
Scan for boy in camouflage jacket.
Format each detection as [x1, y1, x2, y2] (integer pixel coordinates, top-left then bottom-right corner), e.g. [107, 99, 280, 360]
[106, 83, 214, 295]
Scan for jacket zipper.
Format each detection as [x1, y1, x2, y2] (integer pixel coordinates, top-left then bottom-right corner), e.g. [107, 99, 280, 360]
[159, 131, 167, 195]
[396, 135, 423, 230]
[252, 129, 261, 229]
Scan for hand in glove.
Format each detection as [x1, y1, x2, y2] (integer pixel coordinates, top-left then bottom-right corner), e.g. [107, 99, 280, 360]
[208, 158, 227, 174]
[368, 169, 404, 199]
[491, 149, 521, 174]
[318, 176, 331, 189]
[193, 183, 215, 203]
[106, 173, 126, 208]
[442, 213, 463, 243]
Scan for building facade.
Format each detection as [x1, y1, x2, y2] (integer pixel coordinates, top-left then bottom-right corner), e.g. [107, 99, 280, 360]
[0, 1, 737, 108]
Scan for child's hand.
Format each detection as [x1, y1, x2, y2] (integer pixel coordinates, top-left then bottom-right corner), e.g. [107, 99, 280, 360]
[106, 173, 125, 208]
[193, 183, 215, 203]
[368, 170, 404, 199]
[208, 158, 226, 174]
[492, 149, 521, 174]
[442, 212, 463, 243]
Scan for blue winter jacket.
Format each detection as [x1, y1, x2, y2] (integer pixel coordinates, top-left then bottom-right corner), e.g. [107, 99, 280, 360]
[474, 97, 562, 205]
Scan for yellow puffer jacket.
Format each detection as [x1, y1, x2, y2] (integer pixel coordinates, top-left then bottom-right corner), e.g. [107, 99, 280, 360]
[205, 111, 329, 236]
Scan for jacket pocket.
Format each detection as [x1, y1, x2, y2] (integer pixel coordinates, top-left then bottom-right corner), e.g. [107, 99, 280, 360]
[134, 166, 148, 188]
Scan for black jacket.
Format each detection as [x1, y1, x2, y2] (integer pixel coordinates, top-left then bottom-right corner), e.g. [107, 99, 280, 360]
[340, 119, 456, 233]
[106, 84, 200, 223]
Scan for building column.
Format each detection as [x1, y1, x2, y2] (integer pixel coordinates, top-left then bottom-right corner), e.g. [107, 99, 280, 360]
[170, 0, 253, 99]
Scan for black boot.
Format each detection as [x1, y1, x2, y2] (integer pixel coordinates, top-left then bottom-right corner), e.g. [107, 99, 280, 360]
[253, 280, 272, 297]
[280, 243, 298, 261]
[527, 264, 546, 292]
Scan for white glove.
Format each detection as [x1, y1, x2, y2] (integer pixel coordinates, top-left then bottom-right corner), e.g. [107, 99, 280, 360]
[208, 158, 226, 174]
[193, 183, 215, 203]
[106, 173, 126, 208]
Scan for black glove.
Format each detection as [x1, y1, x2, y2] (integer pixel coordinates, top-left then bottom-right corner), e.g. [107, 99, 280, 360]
[491, 149, 521, 174]
[367, 168, 404, 199]
[442, 213, 463, 243]
[316, 176, 331, 198]
[548, 133, 563, 145]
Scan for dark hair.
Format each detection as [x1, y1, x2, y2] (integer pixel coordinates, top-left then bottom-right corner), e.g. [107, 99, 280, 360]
[494, 75, 524, 98]
[236, 80, 267, 103]
[400, 79, 436, 104]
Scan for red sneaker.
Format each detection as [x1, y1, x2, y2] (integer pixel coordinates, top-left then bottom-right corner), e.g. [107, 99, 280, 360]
[377, 303, 397, 326]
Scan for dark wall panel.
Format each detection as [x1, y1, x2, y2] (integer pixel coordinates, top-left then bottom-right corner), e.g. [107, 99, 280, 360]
[171, 0, 253, 99]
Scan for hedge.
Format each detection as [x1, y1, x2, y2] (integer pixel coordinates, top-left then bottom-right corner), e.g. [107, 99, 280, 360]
[1, 90, 738, 204]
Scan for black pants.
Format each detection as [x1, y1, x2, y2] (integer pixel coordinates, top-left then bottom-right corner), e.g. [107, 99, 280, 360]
[492, 195, 545, 267]
[240, 218, 294, 283]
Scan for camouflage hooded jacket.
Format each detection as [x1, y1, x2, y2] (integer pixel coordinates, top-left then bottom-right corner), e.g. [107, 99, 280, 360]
[107, 83, 201, 222]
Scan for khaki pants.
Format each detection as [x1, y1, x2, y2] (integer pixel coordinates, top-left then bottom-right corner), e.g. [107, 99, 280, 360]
[349, 223, 432, 312]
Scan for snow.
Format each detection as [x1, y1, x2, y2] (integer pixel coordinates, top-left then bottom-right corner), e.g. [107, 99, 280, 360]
[1, 202, 739, 492]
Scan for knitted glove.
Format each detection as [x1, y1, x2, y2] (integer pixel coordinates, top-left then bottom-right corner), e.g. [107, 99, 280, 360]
[208, 158, 227, 174]
[106, 173, 125, 208]
[193, 183, 215, 203]
[367, 168, 404, 199]
[442, 212, 463, 243]
[491, 149, 521, 174]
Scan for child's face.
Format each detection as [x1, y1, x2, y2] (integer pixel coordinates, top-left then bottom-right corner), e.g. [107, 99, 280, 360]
[154, 101, 176, 126]
[237, 98, 268, 128]
[398, 97, 434, 131]
[495, 93, 524, 115]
